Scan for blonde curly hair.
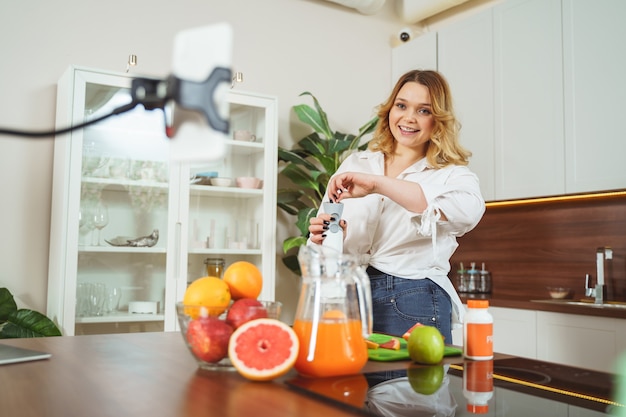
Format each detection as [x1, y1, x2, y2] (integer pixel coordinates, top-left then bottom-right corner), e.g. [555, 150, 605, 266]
[369, 70, 471, 168]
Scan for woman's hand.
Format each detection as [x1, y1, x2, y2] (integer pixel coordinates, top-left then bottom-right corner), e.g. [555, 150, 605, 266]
[327, 172, 379, 202]
[328, 171, 432, 214]
[308, 213, 348, 245]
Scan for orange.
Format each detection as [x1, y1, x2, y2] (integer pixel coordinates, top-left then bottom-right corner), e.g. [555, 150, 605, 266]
[183, 276, 231, 318]
[223, 261, 263, 300]
[228, 318, 299, 381]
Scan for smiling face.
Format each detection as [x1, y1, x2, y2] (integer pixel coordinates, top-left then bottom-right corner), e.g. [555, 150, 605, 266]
[388, 81, 434, 156]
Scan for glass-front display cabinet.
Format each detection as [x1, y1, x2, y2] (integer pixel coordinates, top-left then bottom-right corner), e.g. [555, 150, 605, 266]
[47, 65, 277, 335]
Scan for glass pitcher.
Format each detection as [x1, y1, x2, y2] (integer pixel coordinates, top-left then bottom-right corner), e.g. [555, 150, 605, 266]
[293, 245, 373, 378]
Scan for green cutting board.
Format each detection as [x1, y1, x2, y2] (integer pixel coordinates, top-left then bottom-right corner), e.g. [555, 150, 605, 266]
[367, 333, 462, 362]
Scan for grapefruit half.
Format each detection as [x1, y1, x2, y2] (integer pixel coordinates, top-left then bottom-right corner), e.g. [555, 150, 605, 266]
[228, 318, 299, 381]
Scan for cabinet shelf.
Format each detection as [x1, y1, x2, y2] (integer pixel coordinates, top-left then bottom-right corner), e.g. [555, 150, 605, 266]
[189, 185, 263, 198]
[188, 248, 262, 255]
[82, 177, 169, 189]
[78, 246, 167, 254]
[76, 312, 165, 324]
[225, 139, 265, 153]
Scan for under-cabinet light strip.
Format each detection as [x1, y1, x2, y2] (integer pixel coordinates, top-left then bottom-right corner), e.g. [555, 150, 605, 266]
[449, 363, 624, 407]
[485, 190, 626, 208]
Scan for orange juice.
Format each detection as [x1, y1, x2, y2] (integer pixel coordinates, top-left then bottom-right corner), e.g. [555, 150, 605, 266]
[293, 318, 368, 377]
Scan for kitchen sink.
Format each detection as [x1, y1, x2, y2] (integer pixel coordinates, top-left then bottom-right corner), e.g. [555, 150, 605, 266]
[531, 299, 626, 309]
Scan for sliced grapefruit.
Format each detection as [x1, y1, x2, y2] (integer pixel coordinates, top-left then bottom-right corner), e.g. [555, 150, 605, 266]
[379, 338, 401, 350]
[365, 339, 379, 349]
[228, 318, 299, 381]
[402, 322, 425, 341]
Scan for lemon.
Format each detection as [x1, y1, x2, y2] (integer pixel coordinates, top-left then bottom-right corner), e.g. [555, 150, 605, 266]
[183, 276, 231, 317]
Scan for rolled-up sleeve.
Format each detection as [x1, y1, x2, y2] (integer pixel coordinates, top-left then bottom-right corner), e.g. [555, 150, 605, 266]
[411, 165, 485, 237]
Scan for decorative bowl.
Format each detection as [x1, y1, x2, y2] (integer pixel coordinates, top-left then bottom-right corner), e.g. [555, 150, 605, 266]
[209, 177, 232, 187]
[236, 176, 262, 189]
[547, 287, 572, 299]
[233, 130, 256, 142]
[176, 300, 282, 371]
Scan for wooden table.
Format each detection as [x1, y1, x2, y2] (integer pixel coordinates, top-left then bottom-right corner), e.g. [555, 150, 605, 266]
[0, 331, 433, 417]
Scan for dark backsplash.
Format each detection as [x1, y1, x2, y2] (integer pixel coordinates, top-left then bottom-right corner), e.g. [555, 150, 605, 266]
[450, 193, 626, 302]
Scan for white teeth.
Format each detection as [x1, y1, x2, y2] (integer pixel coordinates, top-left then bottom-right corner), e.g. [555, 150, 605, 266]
[400, 126, 417, 133]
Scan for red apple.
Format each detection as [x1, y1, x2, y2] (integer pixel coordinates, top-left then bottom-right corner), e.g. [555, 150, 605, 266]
[186, 317, 233, 363]
[225, 298, 268, 329]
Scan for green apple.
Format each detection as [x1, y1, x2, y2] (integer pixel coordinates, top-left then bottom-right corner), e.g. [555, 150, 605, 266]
[407, 364, 445, 395]
[407, 325, 445, 365]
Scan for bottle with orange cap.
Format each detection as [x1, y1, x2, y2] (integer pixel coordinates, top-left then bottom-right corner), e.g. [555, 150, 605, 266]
[463, 359, 494, 414]
[463, 299, 493, 360]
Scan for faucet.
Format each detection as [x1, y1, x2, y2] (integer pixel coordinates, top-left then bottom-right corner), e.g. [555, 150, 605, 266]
[588, 247, 613, 304]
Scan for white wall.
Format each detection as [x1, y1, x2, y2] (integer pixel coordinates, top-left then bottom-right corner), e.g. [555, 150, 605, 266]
[0, 0, 403, 320]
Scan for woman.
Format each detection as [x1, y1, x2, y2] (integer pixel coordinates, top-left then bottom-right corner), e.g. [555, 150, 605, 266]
[308, 70, 485, 343]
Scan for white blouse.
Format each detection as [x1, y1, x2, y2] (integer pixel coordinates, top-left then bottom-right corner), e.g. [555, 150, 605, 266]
[316, 150, 486, 328]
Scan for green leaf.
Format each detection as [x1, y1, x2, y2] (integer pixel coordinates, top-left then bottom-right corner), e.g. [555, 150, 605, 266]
[282, 254, 301, 276]
[282, 236, 308, 253]
[281, 164, 324, 194]
[277, 188, 304, 202]
[296, 207, 317, 236]
[327, 134, 355, 154]
[298, 133, 329, 157]
[299, 92, 333, 139]
[357, 116, 379, 138]
[0, 288, 17, 321]
[278, 148, 319, 171]
[0, 309, 62, 338]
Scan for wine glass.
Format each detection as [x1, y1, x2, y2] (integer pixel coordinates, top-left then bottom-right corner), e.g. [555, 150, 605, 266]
[92, 202, 109, 246]
[78, 205, 95, 246]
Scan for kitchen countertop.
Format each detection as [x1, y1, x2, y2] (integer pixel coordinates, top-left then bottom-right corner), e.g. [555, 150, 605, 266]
[460, 295, 626, 319]
[0, 331, 623, 417]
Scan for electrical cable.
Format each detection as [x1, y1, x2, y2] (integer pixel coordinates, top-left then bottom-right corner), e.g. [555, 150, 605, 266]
[0, 101, 140, 138]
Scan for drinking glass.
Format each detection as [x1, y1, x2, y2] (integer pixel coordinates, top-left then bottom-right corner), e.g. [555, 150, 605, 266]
[76, 283, 92, 317]
[79, 205, 94, 246]
[92, 202, 109, 246]
[105, 287, 122, 314]
[89, 283, 107, 316]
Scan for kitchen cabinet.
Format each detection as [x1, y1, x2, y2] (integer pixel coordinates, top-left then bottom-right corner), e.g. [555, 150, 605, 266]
[536, 311, 626, 373]
[438, 7, 495, 201]
[393, 0, 626, 201]
[493, 0, 564, 200]
[562, 0, 626, 193]
[490, 306, 537, 359]
[47, 65, 277, 336]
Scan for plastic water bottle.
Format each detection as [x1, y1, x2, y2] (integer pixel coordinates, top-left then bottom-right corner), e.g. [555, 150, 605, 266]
[464, 300, 493, 360]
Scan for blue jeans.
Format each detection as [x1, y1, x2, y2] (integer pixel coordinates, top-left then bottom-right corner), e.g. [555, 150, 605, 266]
[367, 267, 453, 344]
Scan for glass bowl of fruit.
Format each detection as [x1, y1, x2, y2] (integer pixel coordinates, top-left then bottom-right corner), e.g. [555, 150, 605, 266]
[176, 299, 282, 371]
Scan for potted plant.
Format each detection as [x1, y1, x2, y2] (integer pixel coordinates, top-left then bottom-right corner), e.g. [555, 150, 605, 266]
[277, 92, 378, 274]
[0, 287, 62, 338]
